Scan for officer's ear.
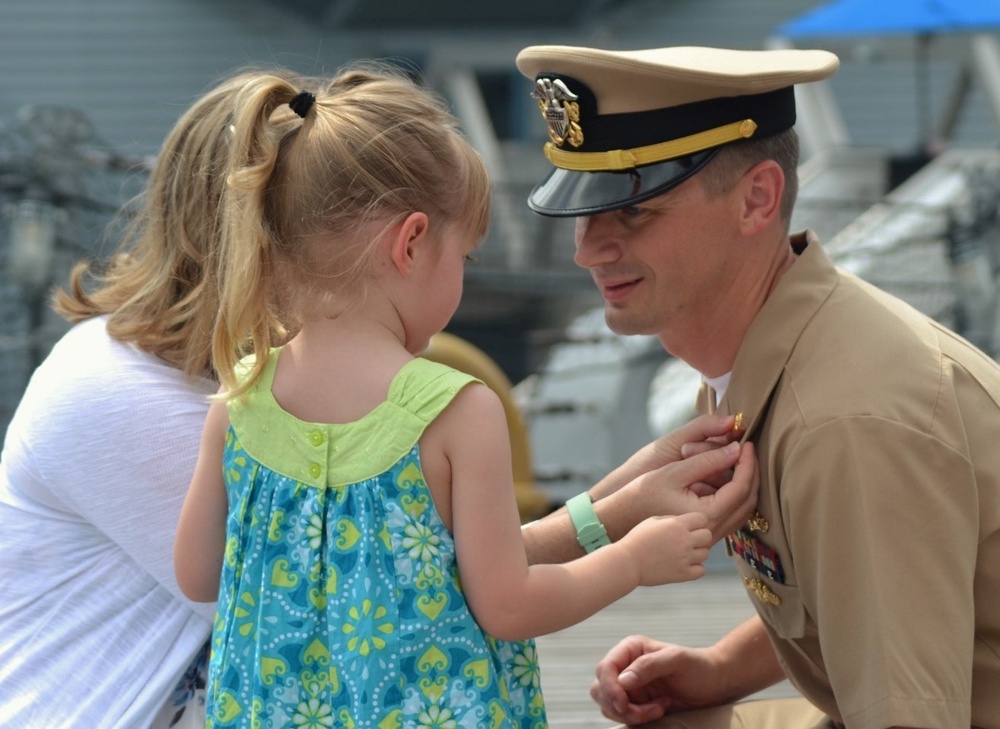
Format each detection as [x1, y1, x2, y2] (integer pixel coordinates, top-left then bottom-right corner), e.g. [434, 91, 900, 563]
[738, 160, 784, 236]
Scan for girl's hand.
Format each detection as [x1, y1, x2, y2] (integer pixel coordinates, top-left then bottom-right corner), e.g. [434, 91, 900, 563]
[617, 511, 712, 586]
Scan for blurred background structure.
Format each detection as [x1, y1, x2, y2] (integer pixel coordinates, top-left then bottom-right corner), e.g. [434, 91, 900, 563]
[2, 0, 1000, 519]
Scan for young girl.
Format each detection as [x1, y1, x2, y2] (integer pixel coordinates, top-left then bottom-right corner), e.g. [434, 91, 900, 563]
[174, 65, 717, 728]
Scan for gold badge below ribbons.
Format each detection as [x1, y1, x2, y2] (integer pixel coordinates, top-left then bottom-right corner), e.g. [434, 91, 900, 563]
[743, 576, 781, 605]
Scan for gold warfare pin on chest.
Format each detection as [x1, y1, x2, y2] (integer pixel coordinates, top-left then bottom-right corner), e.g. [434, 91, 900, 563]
[746, 510, 769, 533]
[728, 412, 768, 534]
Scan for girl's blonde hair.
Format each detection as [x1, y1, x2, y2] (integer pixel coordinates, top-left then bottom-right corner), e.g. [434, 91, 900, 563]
[52, 68, 301, 378]
[214, 63, 492, 398]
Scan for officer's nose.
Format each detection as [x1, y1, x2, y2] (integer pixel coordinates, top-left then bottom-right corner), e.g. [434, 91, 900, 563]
[574, 213, 620, 269]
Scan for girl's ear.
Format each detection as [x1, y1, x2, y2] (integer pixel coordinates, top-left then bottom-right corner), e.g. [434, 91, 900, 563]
[390, 212, 430, 276]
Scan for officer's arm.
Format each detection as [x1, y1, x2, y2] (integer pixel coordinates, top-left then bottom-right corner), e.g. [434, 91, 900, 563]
[709, 615, 787, 700]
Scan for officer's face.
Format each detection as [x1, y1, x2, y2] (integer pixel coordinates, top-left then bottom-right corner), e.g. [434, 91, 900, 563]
[573, 171, 742, 347]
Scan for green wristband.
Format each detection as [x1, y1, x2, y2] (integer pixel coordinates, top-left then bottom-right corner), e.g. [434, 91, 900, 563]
[566, 492, 611, 553]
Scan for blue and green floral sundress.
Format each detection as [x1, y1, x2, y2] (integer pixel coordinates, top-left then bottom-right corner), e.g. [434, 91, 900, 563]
[207, 351, 547, 728]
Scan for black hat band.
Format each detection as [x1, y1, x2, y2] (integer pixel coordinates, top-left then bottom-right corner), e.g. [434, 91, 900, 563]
[535, 78, 796, 171]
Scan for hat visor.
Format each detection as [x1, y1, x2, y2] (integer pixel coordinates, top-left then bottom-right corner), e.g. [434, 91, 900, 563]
[526, 148, 719, 217]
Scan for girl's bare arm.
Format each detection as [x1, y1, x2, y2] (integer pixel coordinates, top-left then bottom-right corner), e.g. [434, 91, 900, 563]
[174, 400, 230, 602]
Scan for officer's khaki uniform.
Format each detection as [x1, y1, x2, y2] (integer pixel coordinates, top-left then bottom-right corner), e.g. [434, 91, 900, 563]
[656, 231, 1000, 729]
[511, 41, 1000, 729]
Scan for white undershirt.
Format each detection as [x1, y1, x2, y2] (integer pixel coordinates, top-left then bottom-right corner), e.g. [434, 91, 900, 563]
[704, 371, 732, 407]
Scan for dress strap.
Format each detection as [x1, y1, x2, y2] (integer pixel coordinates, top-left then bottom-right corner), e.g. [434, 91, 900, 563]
[388, 358, 482, 425]
[230, 347, 281, 396]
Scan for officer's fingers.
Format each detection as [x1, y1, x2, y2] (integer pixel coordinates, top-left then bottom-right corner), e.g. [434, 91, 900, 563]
[624, 697, 672, 725]
[589, 677, 629, 720]
[617, 650, 677, 693]
[599, 691, 671, 726]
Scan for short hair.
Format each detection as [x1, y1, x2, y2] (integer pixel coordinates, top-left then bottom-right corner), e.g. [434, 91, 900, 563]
[698, 128, 800, 226]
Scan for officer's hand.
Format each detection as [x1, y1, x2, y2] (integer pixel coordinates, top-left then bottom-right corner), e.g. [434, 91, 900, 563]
[590, 635, 724, 723]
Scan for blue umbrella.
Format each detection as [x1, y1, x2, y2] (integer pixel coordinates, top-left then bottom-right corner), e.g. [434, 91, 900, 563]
[777, 0, 1000, 37]
[777, 0, 1000, 145]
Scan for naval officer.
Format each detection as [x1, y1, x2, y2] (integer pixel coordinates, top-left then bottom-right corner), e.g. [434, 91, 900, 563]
[517, 43, 1000, 729]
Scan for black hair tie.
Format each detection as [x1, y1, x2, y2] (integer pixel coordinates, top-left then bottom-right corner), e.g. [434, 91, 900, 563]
[289, 91, 315, 119]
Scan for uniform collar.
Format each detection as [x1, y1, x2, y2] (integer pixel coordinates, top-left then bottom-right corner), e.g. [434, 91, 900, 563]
[716, 230, 839, 438]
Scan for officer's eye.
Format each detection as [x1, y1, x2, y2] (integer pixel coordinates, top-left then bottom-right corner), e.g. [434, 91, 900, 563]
[621, 205, 643, 218]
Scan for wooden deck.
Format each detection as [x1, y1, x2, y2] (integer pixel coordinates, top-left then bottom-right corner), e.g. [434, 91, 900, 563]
[535, 570, 801, 727]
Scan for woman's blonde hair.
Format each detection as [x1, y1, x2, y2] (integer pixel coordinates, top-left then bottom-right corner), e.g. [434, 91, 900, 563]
[51, 68, 301, 378]
[213, 63, 492, 398]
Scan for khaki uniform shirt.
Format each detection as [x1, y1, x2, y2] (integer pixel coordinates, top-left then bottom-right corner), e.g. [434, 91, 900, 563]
[703, 231, 1000, 728]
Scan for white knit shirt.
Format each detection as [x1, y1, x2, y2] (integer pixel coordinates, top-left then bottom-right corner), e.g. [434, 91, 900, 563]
[0, 316, 216, 728]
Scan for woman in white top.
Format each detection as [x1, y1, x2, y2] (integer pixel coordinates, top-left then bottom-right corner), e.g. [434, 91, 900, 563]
[0, 68, 301, 729]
